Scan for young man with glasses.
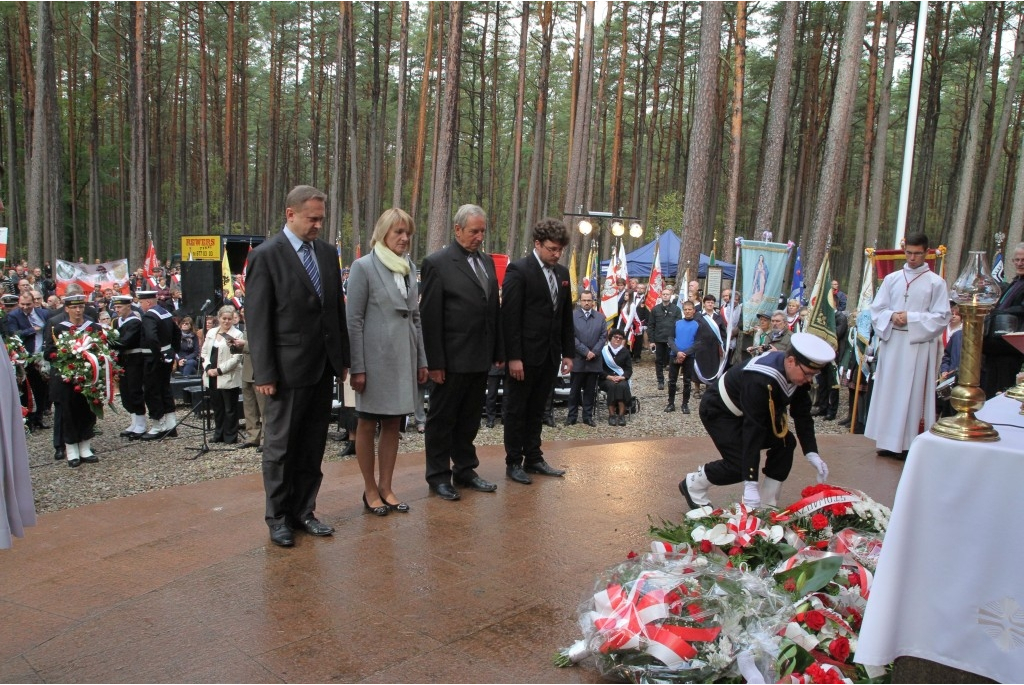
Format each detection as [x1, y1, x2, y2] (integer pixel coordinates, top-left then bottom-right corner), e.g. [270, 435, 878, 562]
[501, 218, 574, 485]
[680, 332, 835, 510]
[865, 233, 950, 457]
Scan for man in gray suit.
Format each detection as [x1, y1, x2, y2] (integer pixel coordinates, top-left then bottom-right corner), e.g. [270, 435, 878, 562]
[420, 204, 504, 501]
[566, 291, 606, 426]
[245, 185, 350, 547]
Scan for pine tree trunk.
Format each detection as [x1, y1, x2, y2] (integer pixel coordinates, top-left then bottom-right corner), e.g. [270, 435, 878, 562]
[752, 1, 797, 241]
[722, 1, 745, 263]
[426, 2, 463, 254]
[129, 2, 147, 268]
[391, 2, 410, 209]
[848, 2, 884, 298]
[563, 1, 595, 259]
[944, 3, 995, 278]
[523, 2, 553, 251]
[805, 1, 866, 283]
[506, 1, 529, 257]
[678, 2, 722, 284]
[969, 19, 1024, 250]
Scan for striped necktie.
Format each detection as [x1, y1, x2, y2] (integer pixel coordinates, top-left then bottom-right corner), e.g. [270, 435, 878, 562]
[545, 267, 558, 308]
[300, 242, 322, 299]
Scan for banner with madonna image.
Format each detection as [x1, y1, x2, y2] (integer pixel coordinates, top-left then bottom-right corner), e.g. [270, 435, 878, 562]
[737, 239, 794, 330]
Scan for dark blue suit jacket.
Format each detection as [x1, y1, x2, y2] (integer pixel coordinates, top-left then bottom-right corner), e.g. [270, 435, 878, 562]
[5, 307, 49, 351]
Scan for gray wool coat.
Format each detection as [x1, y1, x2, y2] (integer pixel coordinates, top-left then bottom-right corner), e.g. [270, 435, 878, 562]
[346, 251, 428, 416]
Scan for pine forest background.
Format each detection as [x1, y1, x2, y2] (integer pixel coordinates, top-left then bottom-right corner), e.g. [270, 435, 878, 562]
[3, 1, 1024, 297]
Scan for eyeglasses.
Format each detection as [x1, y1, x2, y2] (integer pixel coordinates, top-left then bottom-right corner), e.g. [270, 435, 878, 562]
[796, 363, 820, 379]
[904, 250, 926, 257]
[538, 242, 564, 255]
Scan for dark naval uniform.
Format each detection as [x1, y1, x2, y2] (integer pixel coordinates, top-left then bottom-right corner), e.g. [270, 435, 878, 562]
[680, 332, 835, 510]
[113, 309, 147, 432]
[141, 301, 180, 430]
[699, 351, 817, 486]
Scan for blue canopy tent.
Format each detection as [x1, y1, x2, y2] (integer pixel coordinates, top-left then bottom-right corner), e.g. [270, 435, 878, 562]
[599, 230, 735, 280]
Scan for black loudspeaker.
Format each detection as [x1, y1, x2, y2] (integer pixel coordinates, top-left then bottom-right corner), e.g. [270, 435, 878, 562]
[180, 261, 221, 320]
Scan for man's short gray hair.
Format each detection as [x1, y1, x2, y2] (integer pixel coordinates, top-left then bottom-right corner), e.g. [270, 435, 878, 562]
[453, 204, 486, 229]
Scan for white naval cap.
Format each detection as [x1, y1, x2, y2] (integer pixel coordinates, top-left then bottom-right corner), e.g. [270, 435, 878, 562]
[790, 332, 836, 370]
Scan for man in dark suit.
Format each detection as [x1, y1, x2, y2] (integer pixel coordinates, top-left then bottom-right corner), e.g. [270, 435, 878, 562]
[566, 291, 606, 426]
[420, 204, 504, 501]
[245, 185, 350, 548]
[502, 218, 575, 484]
[6, 291, 50, 429]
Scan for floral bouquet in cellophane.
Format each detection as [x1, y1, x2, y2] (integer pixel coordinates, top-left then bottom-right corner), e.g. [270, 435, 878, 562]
[557, 484, 892, 683]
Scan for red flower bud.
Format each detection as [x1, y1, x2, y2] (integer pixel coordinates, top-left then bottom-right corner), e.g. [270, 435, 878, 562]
[727, 546, 742, 557]
[699, 540, 713, 553]
[73, 385, 82, 392]
[783, 578, 797, 592]
[626, 550, 637, 560]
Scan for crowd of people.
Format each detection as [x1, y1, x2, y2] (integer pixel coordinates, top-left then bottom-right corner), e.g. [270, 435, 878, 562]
[4, 188, 1024, 549]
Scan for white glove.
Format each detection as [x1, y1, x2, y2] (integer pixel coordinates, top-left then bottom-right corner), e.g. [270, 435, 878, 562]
[742, 481, 761, 509]
[805, 452, 828, 483]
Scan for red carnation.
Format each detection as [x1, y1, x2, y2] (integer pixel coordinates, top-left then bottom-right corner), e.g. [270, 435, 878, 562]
[803, 609, 826, 631]
[783, 578, 797, 592]
[700, 540, 713, 553]
[73, 385, 82, 393]
[811, 513, 829, 530]
[626, 550, 637, 559]
[93, 398, 102, 405]
[728, 546, 742, 557]
[829, 503, 850, 516]
[847, 572, 861, 587]
[828, 636, 851, 662]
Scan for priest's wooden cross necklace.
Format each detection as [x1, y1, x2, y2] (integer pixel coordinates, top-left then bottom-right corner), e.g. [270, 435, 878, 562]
[903, 267, 928, 303]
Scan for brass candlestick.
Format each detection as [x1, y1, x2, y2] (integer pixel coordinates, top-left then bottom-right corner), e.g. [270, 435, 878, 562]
[931, 251, 1002, 441]
[931, 301, 1000, 440]
[1000, 332, 1024, 415]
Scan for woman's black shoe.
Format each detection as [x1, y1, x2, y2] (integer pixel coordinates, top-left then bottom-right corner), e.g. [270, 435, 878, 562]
[362, 493, 389, 516]
[380, 491, 410, 513]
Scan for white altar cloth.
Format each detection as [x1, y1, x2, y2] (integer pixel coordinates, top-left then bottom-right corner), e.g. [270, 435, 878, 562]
[855, 394, 1024, 682]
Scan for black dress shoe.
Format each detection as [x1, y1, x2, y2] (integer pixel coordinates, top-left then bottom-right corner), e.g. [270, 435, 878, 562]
[240, 441, 259, 448]
[824, 413, 836, 421]
[339, 441, 356, 457]
[681, 404, 690, 414]
[524, 460, 565, 477]
[543, 416, 556, 427]
[269, 524, 295, 547]
[299, 517, 335, 536]
[454, 475, 498, 492]
[431, 483, 461, 501]
[506, 465, 532, 484]
[256, 446, 263, 453]
[678, 479, 698, 510]
[68, 458, 81, 468]
[79, 454, 99, 464]
[54, 447, 66, 461]
[657, 382, 665, 391]
[485, 419, 496, 429]
[664, 403, 676, 413]
[584, 418, 597, 427]
[565, 418, 578, 426]
[810, 407, 825, 417]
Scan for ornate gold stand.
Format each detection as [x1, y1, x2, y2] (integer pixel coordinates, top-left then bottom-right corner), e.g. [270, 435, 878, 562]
[931, 302, 1001, 441]
[1000, 332, 1024, 415]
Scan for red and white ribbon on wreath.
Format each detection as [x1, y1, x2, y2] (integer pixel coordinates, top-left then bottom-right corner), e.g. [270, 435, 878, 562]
[588, 573, 721, 668]
[70, 335, 115, 406]
[727, 506, 769, 547]
[782, 488, 860, 518]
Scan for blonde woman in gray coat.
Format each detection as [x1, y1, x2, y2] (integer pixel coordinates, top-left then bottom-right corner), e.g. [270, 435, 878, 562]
[347, 208, 428, 516]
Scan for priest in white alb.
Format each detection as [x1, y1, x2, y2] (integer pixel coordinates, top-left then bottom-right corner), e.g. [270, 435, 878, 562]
[865, 233, 950, 455]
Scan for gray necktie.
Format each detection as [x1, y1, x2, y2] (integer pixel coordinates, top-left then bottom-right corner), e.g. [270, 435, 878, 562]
[545, 267, 558, 308]
[469, 254, 489, 296]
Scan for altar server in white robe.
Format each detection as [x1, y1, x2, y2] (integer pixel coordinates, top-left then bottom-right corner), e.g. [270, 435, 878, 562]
[865, 233, 950, 455]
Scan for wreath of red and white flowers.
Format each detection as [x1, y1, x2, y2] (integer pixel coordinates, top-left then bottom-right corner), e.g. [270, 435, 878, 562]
[48, 326, 122, 418]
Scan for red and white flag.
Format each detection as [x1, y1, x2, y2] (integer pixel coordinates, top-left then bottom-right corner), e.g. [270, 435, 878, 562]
[143, 241, 158, 279]
[239, 244, 253, 293]
[644, 241, 663, 310]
